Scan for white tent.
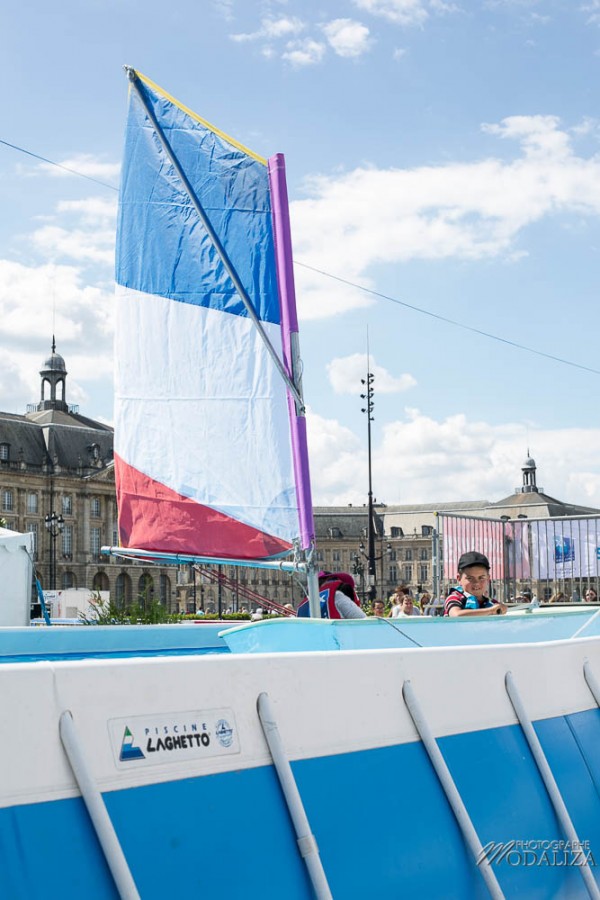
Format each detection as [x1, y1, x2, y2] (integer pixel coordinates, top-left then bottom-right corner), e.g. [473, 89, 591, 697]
[0, 528, 34, 626]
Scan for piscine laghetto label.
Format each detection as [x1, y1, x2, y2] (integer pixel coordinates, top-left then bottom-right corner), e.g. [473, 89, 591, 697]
[109, 708, 239, 768]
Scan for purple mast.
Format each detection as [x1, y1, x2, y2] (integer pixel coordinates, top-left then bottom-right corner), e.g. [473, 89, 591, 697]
[267, 153, 316, 552]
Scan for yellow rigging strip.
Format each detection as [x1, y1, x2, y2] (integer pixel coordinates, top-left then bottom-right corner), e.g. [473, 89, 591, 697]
[133, 70, 267, 166]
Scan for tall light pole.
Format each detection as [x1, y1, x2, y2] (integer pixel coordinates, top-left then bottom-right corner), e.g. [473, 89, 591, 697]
[44, 511, 64, 591]
[352, 553, 365, 602]
[360, 365, 376, 600]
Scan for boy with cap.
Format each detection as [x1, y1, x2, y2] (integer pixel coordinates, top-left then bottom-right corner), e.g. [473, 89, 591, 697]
[444, 551, 507, 617]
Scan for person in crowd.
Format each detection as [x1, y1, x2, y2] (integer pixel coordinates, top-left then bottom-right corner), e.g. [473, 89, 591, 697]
[549, 591, 566, 603]
[419, 592, 432, 614]
[388, 587, 404, 617]
[584, 588, 598, 603]
[296, 572, 367, 619]
[444, 551, 507, 617]
[372, 599, 386, 617]
[396, 595, 418, 617]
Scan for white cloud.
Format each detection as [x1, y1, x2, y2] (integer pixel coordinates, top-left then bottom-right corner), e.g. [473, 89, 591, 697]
[26, 194, 117, 266]
[0, 260, 114, 413]
[0, 260, 113, 343]
[582, 1, 600, 26]
[322, 19, 373, 58]
[282, 38, 327, 67]
[306, 408, 365, 504]
[482, 115, 571, 159]
[307, 405, 600, 510]
[291, 115, 600, 319]
[327, 353, 416, 394]
[57, 196, 118, 222]
[213, 0, 234, 21]
[31, 225, 115, 265]
[37, 154, 120, 184]
[293, 262, 372, 319]
[230, 15, 305, 42]
[353, 0, 430, 26]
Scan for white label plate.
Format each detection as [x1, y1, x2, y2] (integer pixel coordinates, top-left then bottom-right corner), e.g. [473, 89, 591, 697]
[108, 708, 240, 769]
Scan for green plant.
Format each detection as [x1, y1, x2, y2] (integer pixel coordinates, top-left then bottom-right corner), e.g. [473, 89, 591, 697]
[79, 592, 183, 625]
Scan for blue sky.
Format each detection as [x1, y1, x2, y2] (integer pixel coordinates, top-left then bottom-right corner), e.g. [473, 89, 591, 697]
[2, 0, 600, 508]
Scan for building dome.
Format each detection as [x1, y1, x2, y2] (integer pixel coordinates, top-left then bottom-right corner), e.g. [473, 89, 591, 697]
[523, 456, 536, 470]
[42, 351, 66, 373]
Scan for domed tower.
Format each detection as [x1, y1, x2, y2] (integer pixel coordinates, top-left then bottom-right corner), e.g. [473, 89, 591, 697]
[521, 452, 538, 494]
[37, 336, 68, 412]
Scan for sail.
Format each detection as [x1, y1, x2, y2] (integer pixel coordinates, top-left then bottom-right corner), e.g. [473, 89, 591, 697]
[114, 70, 314, 560]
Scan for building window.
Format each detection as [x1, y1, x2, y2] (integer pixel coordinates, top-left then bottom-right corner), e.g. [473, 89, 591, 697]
[0, 443, 9, 461]
[62, 525, 73, 557]
[332, 550, 341, 563]
[90, 527, 101, 556]
[160, 574, 170, 605]
[389, 549, 397, 562]
[2, 490, 13, 511]
[139, 573, 154, 604]
[62, 495, 72, 516]
[93, 572, 109, 592]
[421, 525, 433, 536]
[112, 525, 119, 546]
[116, 573, 132, 606]
[403, 565, 413, 583]
[27, 523, 38, 556]
[391, 526, 404, 538]
[419, 564, 428, 584]
[405, 549, 413, 562]
[91, 497, 101, 518]
[62, 571, 75, 590]
[27, 492, 38, 514]
[316, 550, 324, 562]
[420, 548, 428, 561]
[389, 565, 397, 583]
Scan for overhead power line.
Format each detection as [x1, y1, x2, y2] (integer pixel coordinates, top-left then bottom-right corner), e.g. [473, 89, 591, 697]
[0, 139, 119, 191]
[295, 261, 600, 377]
[2, 137, 597, 376]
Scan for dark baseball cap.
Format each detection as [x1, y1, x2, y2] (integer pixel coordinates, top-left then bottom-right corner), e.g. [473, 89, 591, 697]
[458, 551, 490, 571]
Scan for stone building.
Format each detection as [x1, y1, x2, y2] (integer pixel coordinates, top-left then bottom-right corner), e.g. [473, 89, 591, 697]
[0, 342, 178, 612]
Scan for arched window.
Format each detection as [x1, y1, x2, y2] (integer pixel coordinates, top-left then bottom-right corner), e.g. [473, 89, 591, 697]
[138, 573, 154, 608]
[93, 571, 109, 592]
[160, 574, 171, 606]
[61, 571, 75, 590]
[115, 573, 132, 608]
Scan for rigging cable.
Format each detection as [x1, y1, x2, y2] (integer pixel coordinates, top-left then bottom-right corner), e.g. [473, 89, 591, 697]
[295, 261, 600, 378]
[0, 139, 119, 192]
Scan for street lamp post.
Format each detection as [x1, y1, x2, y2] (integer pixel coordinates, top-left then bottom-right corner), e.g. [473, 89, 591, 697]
[352, 553, 365, 602]
[44, 511, 64, 591]
[358, 540, 392, 603]
[360, 367, 376, 600]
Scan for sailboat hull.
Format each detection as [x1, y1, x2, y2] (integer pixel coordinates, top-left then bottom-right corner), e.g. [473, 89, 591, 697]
[1, 635, 599, 898]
